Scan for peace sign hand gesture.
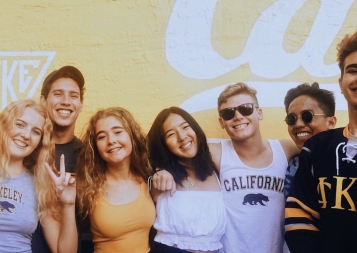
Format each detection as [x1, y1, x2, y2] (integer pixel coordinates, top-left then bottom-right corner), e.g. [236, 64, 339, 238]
[45, 154, 76, 206]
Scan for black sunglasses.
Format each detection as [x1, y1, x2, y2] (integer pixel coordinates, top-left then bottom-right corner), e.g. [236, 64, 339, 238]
[219, 103, 258, 121]
[285, 110, 327, 126]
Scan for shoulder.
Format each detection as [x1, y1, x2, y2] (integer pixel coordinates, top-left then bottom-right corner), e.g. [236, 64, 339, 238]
[208, 142, 222, 154]
[278, 138, 295, 148]
[278, 139, 300, 161]
[72, 136, 82, 148]
[208, 142, 222, 172]
[304, 128, 345, 151]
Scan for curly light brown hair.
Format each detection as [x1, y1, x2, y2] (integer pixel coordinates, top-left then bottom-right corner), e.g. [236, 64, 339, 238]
[76, 107, 151, 218]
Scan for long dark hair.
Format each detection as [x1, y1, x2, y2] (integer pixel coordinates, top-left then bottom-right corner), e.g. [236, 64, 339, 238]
[147, 107, 217, 186]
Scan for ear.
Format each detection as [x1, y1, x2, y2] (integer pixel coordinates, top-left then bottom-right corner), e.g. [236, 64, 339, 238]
[218, 117, 225, 129]
[257, 108, 263, 120]
[327, 116, 337, 130]
[339, 77, 343, 93]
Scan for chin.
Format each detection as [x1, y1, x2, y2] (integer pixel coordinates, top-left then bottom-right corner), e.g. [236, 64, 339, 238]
[54, 121, 73, 128]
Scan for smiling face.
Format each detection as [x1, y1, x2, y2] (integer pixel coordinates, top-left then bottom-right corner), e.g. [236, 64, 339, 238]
[287, 95, 336, 149]
[40, 77, 83, 129]
[163, 113, 198, 165]
[8, 107, 45, 163]
[95, 116, 132, 167]
[339, 51, 357, 110]
[219, 93, 262, 141]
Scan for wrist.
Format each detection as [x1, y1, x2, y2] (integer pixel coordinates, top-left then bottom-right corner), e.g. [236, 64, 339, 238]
[59, 202, 75, 208]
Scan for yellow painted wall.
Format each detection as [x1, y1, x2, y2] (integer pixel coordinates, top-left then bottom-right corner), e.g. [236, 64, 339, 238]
[0, 0, 355, 139]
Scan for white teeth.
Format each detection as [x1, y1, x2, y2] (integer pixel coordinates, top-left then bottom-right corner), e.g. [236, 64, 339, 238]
[296, 132, 310, 138]
[58, 110, 71, 115]
[14, 140, 26, 147]
[234, 123, 248, 129]
[181, 142, 192, 149]
[108, 147, 120, 153]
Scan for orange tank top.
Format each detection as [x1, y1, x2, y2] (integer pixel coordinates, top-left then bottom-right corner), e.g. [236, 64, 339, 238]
[90, 182, 155, 253]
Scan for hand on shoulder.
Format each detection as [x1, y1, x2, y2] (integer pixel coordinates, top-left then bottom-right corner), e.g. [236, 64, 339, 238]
[151, 169, 177, 202]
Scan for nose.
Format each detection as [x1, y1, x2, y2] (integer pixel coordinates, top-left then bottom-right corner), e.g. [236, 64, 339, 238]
[20, 127, 31, 139]
[60, 93, 70, 105]
[233, 109, 243, 120]
[177, 130, 187, 142]
[107, 132, 116, 144]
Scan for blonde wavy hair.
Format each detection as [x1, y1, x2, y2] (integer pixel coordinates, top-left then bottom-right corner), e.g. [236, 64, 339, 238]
[0, 99, 59, 220]
[217, 82, 259, 109]
[76, 107, 152, 218]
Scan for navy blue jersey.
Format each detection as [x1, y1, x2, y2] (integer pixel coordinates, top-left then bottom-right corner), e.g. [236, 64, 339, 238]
[285, 127, 357, 253]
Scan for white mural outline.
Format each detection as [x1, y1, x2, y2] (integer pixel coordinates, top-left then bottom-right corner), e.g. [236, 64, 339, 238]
[0, 51, 56, 108]
[166, 0, 353, 111]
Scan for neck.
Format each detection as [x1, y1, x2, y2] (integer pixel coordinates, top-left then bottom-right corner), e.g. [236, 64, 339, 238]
[53, 124, 75, 144]
[178, 158, 193, 169]
[185, 166, 196, 177]
[105, 160, 132, 181]
[231, 136, 266, 159]
[7, 159, 26, 178]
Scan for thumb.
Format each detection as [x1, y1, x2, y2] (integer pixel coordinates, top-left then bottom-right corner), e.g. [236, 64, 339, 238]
[170, 181, 177, 197]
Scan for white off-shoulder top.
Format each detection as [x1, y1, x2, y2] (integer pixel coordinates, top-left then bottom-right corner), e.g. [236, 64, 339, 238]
[153, 185, 226, 251]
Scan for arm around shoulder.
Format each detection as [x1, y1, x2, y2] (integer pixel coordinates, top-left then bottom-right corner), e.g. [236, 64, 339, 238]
[151, 169, 177, 199]
[208, 142, 222, 172]
[279, 139, 300, 161]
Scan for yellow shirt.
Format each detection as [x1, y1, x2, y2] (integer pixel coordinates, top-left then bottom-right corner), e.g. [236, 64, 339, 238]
[90, 182, 155, 253]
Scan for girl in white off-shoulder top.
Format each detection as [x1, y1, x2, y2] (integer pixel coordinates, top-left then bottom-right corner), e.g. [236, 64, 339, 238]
[148, 107, 226, 253]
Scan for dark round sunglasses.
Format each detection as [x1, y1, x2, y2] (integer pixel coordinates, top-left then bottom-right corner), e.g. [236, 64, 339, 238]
[285, 110, 328, 126]
[219, 103, 258, 121]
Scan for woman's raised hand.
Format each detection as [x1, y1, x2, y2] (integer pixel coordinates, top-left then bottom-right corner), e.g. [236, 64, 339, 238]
[45, 154, 76, 206]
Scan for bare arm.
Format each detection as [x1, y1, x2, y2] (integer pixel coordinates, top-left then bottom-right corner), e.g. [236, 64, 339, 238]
[42, 155, 77, 253]
[279, 139, 300, 161]
[42, 204, 77, 253]
[208, 142, 222, 172]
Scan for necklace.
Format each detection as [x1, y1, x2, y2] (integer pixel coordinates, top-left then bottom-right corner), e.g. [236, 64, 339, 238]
[186, 178, 194, 187]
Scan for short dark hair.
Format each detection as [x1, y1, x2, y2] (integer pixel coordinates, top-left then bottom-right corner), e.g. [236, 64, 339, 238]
[337, 31, 357, 77]
[147, 107, 217, 186]
[284, 82, 335, 116]
[41, 65, 85, 101]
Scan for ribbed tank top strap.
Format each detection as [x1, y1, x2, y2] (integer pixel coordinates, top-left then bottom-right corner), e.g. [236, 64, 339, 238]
[267, 139, 288, 169]
[220, 139, 245, 172]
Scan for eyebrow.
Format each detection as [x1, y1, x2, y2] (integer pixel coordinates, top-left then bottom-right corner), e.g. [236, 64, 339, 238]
[345, 63, 357, 70]
[16, 119, 43, 134]
[51, 89, 80, 94]
[96, 126, 123, 137]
